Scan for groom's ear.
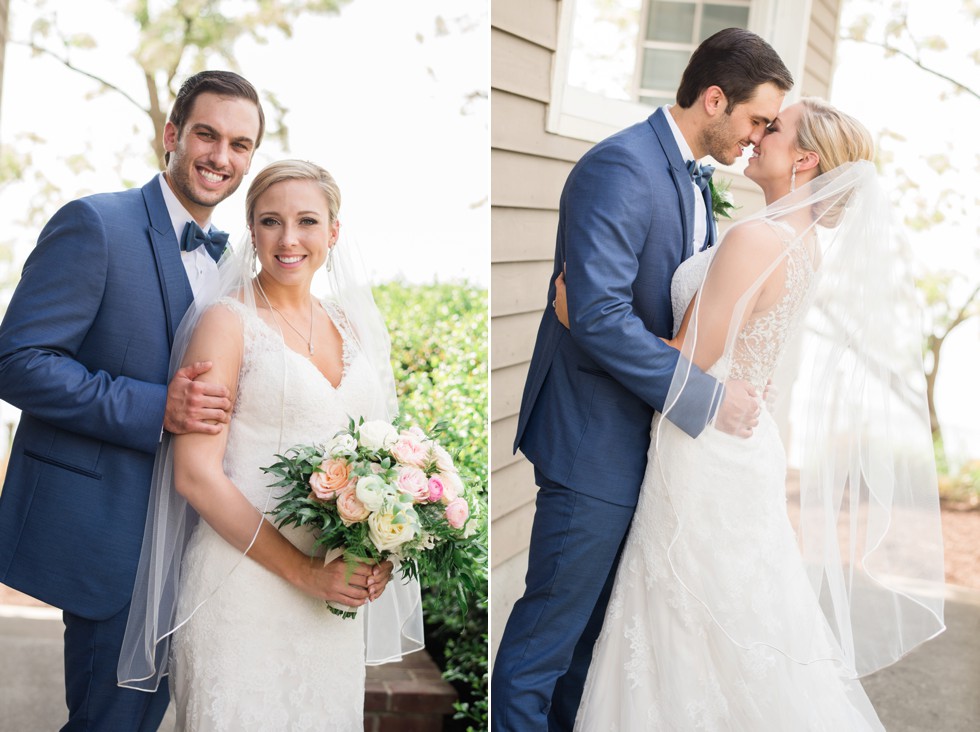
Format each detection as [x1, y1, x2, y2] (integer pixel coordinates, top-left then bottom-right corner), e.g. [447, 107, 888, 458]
[163, 121, 179, 156]
[701, 86, 727, 117]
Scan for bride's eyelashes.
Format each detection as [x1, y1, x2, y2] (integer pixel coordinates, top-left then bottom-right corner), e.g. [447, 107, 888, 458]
[256, 215, 322, 228]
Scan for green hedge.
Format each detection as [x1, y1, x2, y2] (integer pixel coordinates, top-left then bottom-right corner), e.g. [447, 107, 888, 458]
[374, 281, 489, 732]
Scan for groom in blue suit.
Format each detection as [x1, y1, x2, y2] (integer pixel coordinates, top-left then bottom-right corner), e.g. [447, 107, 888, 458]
[492, 30, 793, 730]
[0, 71, 264, 731]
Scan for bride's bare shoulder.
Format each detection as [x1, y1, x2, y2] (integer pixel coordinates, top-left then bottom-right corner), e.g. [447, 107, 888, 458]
[713, 220, 785, 272]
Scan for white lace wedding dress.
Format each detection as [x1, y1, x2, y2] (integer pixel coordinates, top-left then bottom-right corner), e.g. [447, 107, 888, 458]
[169, 297, 378, 731]
[575, 227, 885, 730]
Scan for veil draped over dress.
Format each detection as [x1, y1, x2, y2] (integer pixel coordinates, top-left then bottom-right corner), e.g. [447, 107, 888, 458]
[660, 160, 945, 677]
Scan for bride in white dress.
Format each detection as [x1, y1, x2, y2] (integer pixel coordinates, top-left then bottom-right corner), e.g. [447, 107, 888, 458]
[557, 99, 945, 729]
[118, 161, 423, 730]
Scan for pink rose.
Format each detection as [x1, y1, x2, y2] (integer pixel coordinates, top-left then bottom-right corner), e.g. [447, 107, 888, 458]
[396, 466, 429, 502]
[336, 486, 370, 525]
[390, 432, 429, 468]
[445, 498, 469, 529]
[426, 475, 445, 503]
[309, 458, 351, 501]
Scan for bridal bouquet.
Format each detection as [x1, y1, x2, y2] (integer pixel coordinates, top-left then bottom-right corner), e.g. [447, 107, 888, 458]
[262, 417, 480, 617]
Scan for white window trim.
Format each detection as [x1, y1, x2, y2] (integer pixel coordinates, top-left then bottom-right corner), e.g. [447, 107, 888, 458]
[547, 0, 811, 145]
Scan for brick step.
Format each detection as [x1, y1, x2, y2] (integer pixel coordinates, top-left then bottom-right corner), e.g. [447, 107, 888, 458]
[364, 649, 457, 732]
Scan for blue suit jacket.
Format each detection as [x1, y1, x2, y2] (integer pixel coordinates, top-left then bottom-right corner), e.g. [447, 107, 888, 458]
[515, 109, 721, 507]
[0, 177, 194, 620]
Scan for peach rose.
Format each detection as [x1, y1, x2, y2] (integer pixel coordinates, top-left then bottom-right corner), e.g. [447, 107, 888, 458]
[336, 486, 370, 525]
[309, 458, 351, 501]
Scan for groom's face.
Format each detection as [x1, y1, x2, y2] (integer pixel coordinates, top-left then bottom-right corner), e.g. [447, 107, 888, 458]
[701, 82, 784, 166]
[164, 92, 261, 221]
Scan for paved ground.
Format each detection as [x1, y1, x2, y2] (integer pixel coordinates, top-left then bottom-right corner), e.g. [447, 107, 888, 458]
[1, 586, 977, 731]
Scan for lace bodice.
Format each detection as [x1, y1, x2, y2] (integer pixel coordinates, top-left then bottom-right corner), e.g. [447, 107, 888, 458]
[670, 222, 814, 390]
[219, 296, 378, 517]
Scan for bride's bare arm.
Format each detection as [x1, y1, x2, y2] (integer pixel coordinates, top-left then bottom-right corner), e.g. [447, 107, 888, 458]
[171, 305, 387, 606]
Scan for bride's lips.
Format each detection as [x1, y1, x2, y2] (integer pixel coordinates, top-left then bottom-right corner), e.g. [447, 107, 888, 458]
[275, 254, 307, 268]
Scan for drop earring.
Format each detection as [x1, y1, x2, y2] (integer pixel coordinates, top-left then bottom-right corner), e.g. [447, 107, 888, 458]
[790, 164, 797, 193]
[326, 245, 334, 272]
[250, 245, 258, 275]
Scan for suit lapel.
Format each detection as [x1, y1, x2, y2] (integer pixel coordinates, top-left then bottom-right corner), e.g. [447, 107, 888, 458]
[142, 177, 193, 348]
[702, 184, 717, 251]
[649, 109, 695, 259]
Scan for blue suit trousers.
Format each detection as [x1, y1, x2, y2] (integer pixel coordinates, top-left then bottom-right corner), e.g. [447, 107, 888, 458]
[62, 604, 169, 732]
[491, 471, 634, 731]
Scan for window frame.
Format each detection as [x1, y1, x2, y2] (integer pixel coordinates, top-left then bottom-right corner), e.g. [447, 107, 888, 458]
[547, 0, 810, 145]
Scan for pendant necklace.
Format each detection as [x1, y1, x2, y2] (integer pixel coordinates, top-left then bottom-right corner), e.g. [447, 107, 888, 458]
[269, 299, 315, 357]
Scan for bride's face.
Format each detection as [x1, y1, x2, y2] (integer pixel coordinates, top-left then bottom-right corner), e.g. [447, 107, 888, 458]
[250, 178, 339, 288]
[744, 102, 803, 189]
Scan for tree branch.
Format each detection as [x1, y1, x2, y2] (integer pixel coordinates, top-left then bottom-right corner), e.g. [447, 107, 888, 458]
[841, 35, 980, 102]
[940, 281, 980, 338]
[11, 39, 150, 114]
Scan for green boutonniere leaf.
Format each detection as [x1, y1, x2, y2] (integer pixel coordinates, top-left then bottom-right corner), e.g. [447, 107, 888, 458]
[709, 177, 738, 222]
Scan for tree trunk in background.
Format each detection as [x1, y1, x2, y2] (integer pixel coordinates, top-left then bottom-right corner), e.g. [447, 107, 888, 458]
[0, 0, 9, 136]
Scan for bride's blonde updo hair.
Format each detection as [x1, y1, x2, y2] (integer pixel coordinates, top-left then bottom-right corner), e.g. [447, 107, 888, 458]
[795, 98, 874, 174]
[794, 99, 874, 226]
[245, 159, 342, 226]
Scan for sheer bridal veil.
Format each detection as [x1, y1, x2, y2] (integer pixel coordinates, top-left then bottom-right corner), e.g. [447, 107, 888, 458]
[118, 225, 424, 692]
[658, 160, 945, 677]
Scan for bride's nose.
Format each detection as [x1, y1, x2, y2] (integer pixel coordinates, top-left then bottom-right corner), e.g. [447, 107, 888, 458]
[278, 224, 300, 246]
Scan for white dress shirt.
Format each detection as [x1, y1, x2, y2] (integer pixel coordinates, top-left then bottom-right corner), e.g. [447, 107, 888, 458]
[662, 105, 708, 251]
[157, 172, 221, 300]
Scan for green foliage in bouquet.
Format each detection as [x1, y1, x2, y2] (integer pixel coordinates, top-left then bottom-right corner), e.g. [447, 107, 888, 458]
[263, 416, 483, 618]
[374, 281, 489, 731]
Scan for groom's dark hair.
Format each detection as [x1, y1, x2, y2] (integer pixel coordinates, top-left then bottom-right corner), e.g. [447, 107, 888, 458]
[676, 28, 793, 113]
[165, 70, 265, 163]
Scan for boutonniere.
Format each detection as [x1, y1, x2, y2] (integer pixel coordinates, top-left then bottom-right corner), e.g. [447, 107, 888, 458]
[709, 177, 738, 223]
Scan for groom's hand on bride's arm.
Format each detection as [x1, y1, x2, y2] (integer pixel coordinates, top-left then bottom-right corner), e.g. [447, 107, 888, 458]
[714, 379, 761, 438]
[164, 361, 233, 435]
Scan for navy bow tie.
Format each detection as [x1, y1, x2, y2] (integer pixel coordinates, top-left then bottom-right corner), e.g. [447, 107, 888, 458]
[180, 221, 229, 262]
[687, 159, 715, 192]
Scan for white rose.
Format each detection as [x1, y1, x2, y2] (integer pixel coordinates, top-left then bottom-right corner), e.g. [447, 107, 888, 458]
[354, 474, 392, 512]
[326, 433, 357, 456]
[431, 444, 456, 473]
[440, 470, 465, 504]
[358, 420, 398, 452]
[368, 511, 417, 552]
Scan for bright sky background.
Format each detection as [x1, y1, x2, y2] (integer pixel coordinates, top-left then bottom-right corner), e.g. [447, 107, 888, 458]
[0, 0, 489, 286]
[829, 0, 979, 463]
